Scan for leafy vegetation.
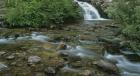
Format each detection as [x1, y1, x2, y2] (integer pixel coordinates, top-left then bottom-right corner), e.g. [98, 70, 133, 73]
[106, 0, 140, 50]
[106, 0, 140, 40]
[5, 0, 81, 27]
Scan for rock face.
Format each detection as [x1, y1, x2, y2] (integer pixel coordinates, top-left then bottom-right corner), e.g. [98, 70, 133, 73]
[90, 0, 111, 18]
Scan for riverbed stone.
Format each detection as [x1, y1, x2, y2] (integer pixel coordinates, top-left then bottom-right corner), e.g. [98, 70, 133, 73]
[28, 56, 41, 64]
[6, 54, 15, 60]
[94, 59, 118, 72]
[44, 67, 56, 75]
[79, 35, 96, 41]
[56, 42, 67, 50]
[0, 51, 6, 56]
[70, 61, 83, 68]
[79, 70, 94, 76]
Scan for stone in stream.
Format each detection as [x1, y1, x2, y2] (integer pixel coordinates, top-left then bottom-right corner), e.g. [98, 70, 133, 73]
[119, 41, 130, 48]
[98, 37, 122, 45]
[70, 61, 83, 68]
[28, 56, 41, 64]
[98, 37, 122, 53]
[93, 59, 118, 73]
[14, 34, 20, 39]
[0, 51, 6, 56]
[44, 67, 56, 76]
[67, 55, 82, 62]
[6, 54, 15, 60]
[56, 42, 67, 50]
[58, 51, 69, 61]
[79, 70, 94, 76]
[79, 35, 96, 41]
[43, 42, 57, 50]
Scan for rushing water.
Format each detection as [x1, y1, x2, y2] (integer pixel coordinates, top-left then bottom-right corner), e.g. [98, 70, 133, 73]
[105, 53, 140, 76]
[58, 45, 96, 58]
[0, 32, 49, 44]
[74, 0, 104, 20]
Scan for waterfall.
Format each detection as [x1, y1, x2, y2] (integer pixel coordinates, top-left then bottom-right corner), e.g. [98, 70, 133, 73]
[74, 0, 104, 20]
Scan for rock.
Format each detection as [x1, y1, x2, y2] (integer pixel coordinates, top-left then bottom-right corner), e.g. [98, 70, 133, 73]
[120, 41, 130, 48]
[44, 67, 56, 76]
[6, 54, 15, 60]
[43, 42, 57, 50]
[67, 55, 81, 62]
[56, 42, 67, 50]
[35, 72, 45, 76]
[70, 61, 83, 68]
[63, 27, 70, 31]
[28, 56, 41, 64]
[0, 51, 6, 56]
[98, 37, 122, 44]
[79, 35, 96, 41]
[10, 62, 17, 66]
[15, 52, 26, 58]
[98, 37, 122, 53]
[79, 70, 93, 76]
[94, 59, 118, 72]
[58, 51, 69, 57]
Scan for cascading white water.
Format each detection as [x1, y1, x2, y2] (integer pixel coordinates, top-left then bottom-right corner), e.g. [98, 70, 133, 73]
[105, 53, 140, 76]
[74, 0, 104, 20]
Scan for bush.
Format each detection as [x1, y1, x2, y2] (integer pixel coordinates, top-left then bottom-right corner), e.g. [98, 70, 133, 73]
[106, 0, 140, 40]
[106, 0, 140, 50]
[5, 0, 81, 27]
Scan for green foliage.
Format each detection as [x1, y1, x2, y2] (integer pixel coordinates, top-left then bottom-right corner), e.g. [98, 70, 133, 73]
[106, 0, 140, 40]
[106, 0, 140, 50]
[5, 0, 81, 27]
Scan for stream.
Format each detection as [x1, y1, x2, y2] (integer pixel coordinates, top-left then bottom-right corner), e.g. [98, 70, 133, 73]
[0, 0, 139, 76]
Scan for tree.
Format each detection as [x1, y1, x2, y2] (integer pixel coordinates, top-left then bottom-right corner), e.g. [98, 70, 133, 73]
[5, 0, 81, 27]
